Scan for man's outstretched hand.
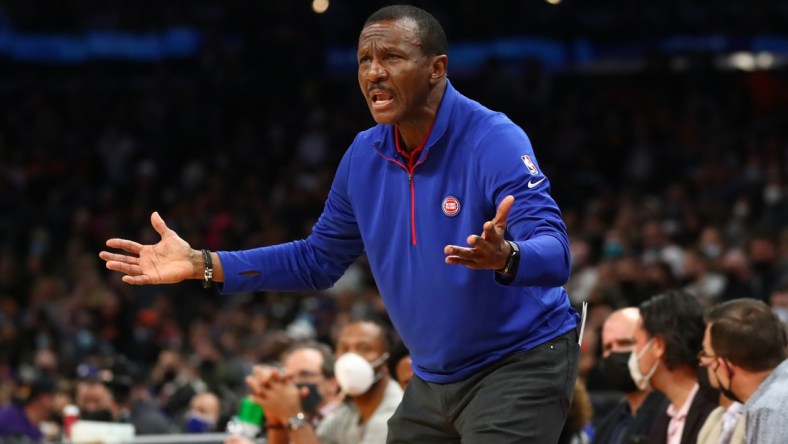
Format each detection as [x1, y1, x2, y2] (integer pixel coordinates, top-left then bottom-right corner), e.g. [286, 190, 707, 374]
[99, 211, 198, 285]
[444, 195, 514, 271]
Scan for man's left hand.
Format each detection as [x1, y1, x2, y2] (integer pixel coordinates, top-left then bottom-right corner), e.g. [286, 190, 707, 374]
[444, 195, 514, 271]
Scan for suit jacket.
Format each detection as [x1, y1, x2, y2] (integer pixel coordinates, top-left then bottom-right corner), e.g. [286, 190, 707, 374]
[648, 388, 717, 444]
[593, 391, 668, 444]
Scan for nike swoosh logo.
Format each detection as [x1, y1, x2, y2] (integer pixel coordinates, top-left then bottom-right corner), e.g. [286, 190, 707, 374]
[527, 177, 546, 189]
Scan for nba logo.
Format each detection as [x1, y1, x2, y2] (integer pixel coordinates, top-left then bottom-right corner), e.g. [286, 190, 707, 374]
[442, 196, 460, 217]
[521, 155, 539, 175]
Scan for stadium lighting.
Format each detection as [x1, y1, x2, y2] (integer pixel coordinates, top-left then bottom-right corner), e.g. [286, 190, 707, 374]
[312, 0, 329, 14]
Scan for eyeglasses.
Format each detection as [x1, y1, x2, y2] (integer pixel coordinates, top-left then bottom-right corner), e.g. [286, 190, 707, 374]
[696, 350, 720, 367]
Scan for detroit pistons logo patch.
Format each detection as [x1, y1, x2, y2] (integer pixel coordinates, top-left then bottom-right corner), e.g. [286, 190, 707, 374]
[442, 196, 461, 217]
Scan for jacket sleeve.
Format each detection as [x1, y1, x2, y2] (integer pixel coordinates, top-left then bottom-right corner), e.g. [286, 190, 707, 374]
[475, 120, 571, 288]
[218, 147, 365, 294]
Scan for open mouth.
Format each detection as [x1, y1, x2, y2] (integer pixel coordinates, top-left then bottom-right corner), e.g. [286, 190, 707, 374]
[371, 91, 394, 109]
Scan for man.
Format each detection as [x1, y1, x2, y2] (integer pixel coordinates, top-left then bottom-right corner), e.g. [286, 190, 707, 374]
[630, 290, 716, 444]
[0, 376, 57, 442]
[279, 341, 343, 425]
[76, 359, 173, 434]
[247, 318, 402, 444]
[594, 308, 667, 444]
[100, 5, 579, 442]
[387, 341, 413, 391]
[701, 298, 788, 443]
[183, 392, 222, 433]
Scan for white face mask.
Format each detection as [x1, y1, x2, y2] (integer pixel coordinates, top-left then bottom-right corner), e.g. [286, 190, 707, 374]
[334, 352, 389, 396]
[628, 338, 659, 390]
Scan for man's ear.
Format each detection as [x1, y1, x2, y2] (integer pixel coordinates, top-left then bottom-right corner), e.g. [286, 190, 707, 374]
[430, 54, 448, 85]
[652, 335, 666, 360]
[721, 358, 738, 378]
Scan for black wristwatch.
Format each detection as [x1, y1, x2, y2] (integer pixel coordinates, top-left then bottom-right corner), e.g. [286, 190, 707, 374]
[499, 241, 520, 276]
[287, 412, 307, 431]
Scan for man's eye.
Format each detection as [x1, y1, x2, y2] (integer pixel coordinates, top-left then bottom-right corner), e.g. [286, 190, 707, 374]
[387, 54, 400, 60]
[359, 56, 370, 64]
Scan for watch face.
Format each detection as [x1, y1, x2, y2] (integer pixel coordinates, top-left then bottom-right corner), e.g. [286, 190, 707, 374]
[288, 412, 307, 430]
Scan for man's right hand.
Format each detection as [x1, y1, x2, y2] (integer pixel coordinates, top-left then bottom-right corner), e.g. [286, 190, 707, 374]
[246, 365, 304, 426]
[99, 211, 199, 285]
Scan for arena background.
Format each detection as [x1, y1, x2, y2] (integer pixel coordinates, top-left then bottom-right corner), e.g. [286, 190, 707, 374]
[0, 0, 786, 441]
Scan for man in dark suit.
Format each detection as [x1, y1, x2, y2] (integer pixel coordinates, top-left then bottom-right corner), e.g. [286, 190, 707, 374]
[629, 290, 716, 444]
[593, 308, 668, 444]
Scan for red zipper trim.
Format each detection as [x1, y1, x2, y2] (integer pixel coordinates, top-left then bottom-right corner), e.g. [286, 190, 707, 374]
[373, 124, 434, 245]
[395, 125, 433, 245]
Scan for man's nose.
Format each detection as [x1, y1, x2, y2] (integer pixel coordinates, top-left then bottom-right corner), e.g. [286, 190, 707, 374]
[366, 59, 387, 81]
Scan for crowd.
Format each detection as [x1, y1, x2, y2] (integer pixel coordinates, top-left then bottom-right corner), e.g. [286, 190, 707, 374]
[0, 1, 787, 442]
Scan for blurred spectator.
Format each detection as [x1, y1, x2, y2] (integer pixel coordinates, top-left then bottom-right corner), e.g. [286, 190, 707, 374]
[75, 358, 174, 434]
[558, 378, 594, 444]
[717, 249, 757, 303]
[246, 317, 401, 444]
[151, 348, 208, 420]
[0, 375, 57, 442]
[681, 248, 726, 306]
[279, 341, 342, 425]
[182, 391, 222, 433]
[770, 278, 788, 323]
[387, 341, 413, 391]
[746, 232, 782, 302]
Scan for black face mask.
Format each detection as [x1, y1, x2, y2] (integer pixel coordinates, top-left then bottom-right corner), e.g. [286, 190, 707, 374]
[602, 352, 638, 393]
[715, 361, 744, 404]
[696, 365, 721, 405]
[296, 383, 323, 415]
[81, 409, 114, 422]
[162, 369, 177, 383]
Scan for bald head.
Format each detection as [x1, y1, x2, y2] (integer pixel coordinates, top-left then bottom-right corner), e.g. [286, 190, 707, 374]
[602, 308, 640, 358]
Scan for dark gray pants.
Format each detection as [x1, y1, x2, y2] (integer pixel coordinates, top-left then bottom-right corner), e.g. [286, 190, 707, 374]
[387, 330, 580, 444]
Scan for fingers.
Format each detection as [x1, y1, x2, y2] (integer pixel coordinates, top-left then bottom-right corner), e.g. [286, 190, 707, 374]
[104, 260, 143, 276]
[151, 211, 169, 238]
[492, 195, 515, 226]
[122, 275, 153, 285]
[247, 366, 280, 396]
[99, 251, 140, 265]
[445, 196, 516, 270]
[105, 238, 143, 254]
[444, 254, 481, 269]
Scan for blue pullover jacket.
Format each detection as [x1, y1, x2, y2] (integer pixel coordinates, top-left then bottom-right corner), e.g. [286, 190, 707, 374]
[218, 80, 578, 383]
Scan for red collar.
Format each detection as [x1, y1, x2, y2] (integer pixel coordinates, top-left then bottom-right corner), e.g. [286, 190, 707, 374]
[395, 123, 434, 170]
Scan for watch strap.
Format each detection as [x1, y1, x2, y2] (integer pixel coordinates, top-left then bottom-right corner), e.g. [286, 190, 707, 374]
[499, 241, 520, 276]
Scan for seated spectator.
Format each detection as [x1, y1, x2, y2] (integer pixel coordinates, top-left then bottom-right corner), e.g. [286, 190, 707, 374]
[76, 357, 174, 434]
[279, 341, 342, 425]
[182, 391, 222, 433]
[769, 278, 788, 323]
[559, 378, 594, 444]
[631, 290, 716, 443]
[593, 308, 667, 444]
[0, 376, 57, 442]
[387, 341, 413, 391]
[245, 316, 402, 444]
[702, 298, 788, 443]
